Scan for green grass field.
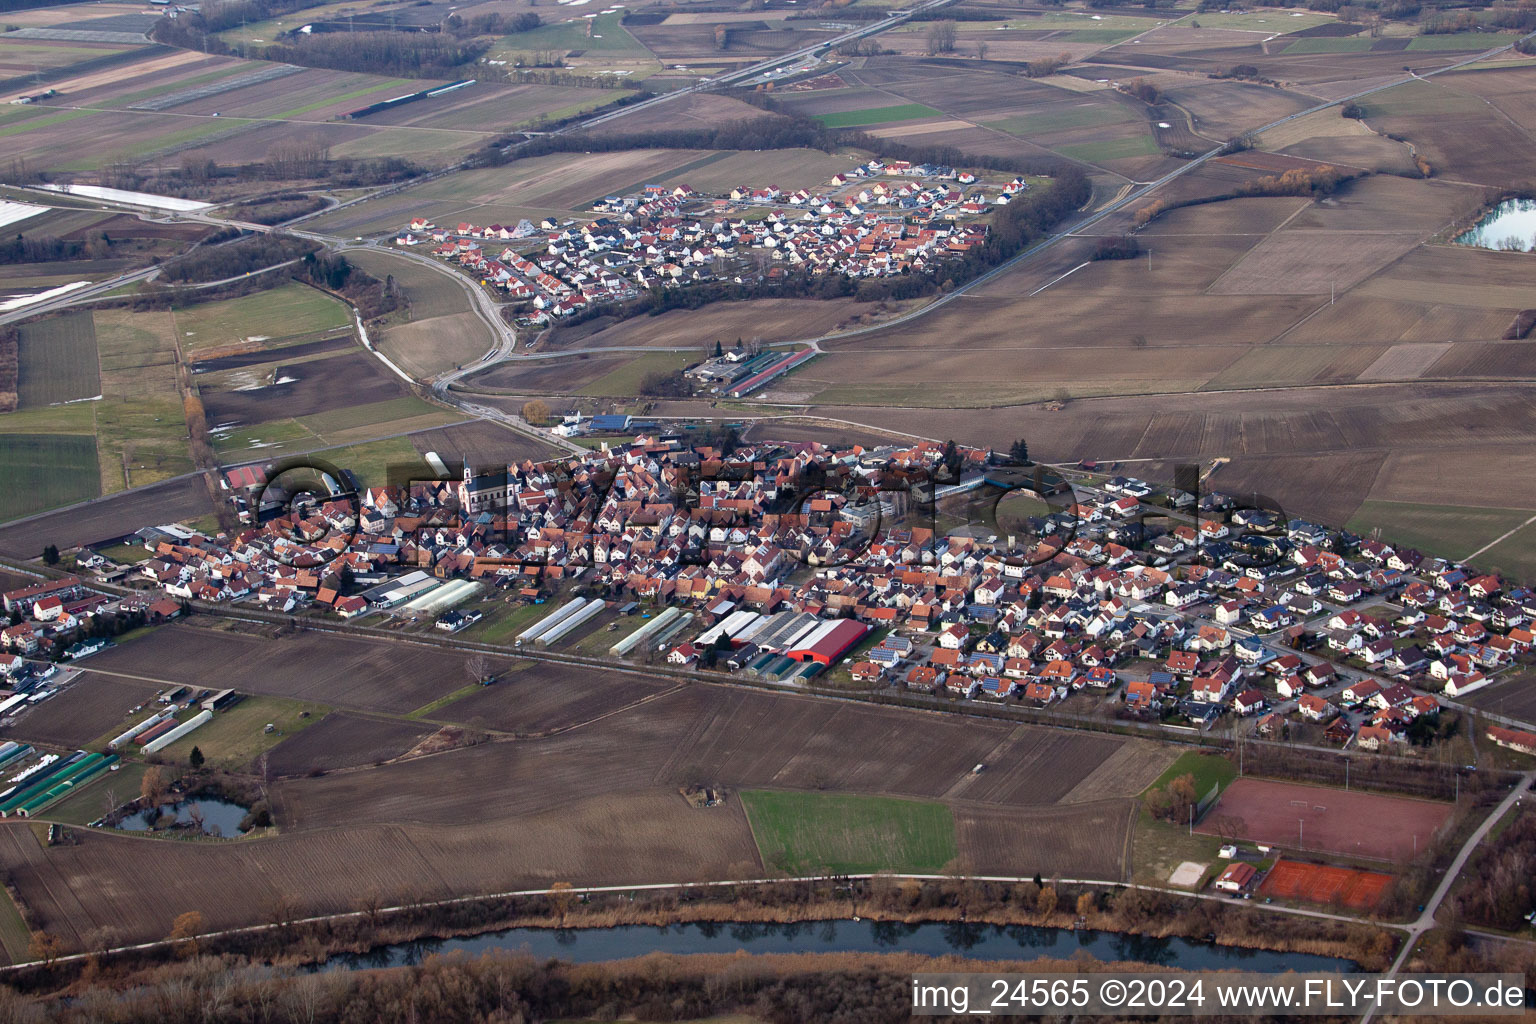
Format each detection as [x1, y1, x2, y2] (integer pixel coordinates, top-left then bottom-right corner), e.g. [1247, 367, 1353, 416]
[740, 790, 958, 874]
[1282, 36, 1372, 53]
[987, 104, 1134, 137]
[277, 78, 411, 119]
[16, 311, 100, 408]
[211, 418, 322, 458]
[0, 434, 100, 522]
[297, 395, 447, 437]
[1476, 523, 1536, 586]
[1056, 135, 1162, 162]
[814, 103, 944, 129]
[0, 885, 31, 964]
[155, 696, 329, 771]
[1186, 11, 1337, 31]
[1063, 28, 1139, 42]
[91, 540, 155, 564]
[1144, 751, 1237, 798]
[459, 599, 556, 646]
[407, 682, 485, 720]
[1346, 499, 1535, 563]
[1405, 32, 1513, 50]
[577, 352, 696, 397]
[40, 762, 148, 826]
[309, 436, 426, 487]
[172, 284, 351, 354]
[496, 12, 652, 56]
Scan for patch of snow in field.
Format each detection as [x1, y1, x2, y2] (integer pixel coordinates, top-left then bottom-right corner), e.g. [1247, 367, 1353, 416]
[38, 183, 213, 212]
[0, 201, 48, 230]
[0, 280, 90, 312]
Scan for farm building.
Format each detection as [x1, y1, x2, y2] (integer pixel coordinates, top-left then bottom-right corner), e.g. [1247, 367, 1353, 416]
[1214, 862, 1258, 893]
[785, 620, 869, 666]
[610, 606, 683, 656]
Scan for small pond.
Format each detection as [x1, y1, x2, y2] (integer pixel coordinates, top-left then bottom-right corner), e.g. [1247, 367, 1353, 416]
[1455, 198, 1536, 252]
[111, 797, 251, 836]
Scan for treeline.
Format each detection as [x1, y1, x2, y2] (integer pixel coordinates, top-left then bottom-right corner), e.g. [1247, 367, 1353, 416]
[0, 948, 1360, 1024]
[1450, 809, 1536, 930]
[442, 10, 539, 36]
[158, 234, 317, 285]
[86, 151, 420, 200]
[227, 193, 328, 226]
[477, 93, 1070, 181]
[1135, 167, 1360, 227]
[1092, 234, 1141, 260]
[295, 250, 403, 320]
[194, 0, 312, 34]
[1425, 8, 1536, 33]
[1234, 165, 1350, 197]
[247, 31, 488, 77]
[151, 18, 487, 76]
[0, 325, 16, 414]
[0, 232, 113, 264]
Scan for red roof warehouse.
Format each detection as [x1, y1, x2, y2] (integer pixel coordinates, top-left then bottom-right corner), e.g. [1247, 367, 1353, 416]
[786, 619, 870, 666]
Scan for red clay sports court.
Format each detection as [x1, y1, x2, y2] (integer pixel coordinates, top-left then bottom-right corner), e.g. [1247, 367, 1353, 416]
[1197, 777, 1452, 861]
[1260, 860, 1393, 909]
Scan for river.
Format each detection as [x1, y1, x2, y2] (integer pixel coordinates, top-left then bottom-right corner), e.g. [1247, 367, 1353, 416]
[319, 919, 1357, 973]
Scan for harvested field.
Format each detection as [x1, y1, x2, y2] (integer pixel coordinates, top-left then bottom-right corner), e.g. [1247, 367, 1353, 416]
[1259, 860, 1392, 910]
[200, 351, 408, 429]
[1460, 670, 1536, 725]
[374, 312, 489, 382]
[469, 353, 630, 394]
[1197, 777, 1451, 862]
[582, 92, 779, 135]
[956, 800, 1134, 881]
[1204, 345, 1386, 390]
[189, 336, 352, 372]
[0, 791, 764, 948]
[0, 472, 210, 555]
[1356, 343, 1452, 381]
[554, 296, 877, 351]
[263, 713, 435, 777]
[0, 673, 159, 749]
[1356, 245, 1536, 310]
[1419, 342, 1536, 379]
[16, 310, 99, 408]
[409, 420, 555, 467]
[85, 623, 525, 716]
[1367, 451, 1536, 510]
[1362, 76, 1536, 190]
[947, 727, 1130, 804]
[1207, 230, 1421, 295]
[439, 665, 673, 735]
[278, 684, 1157, 829]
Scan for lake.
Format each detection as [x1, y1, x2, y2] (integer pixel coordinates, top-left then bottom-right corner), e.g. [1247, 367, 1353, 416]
[319, 919, 1357, 973]
[1455, 198, 1536, 252]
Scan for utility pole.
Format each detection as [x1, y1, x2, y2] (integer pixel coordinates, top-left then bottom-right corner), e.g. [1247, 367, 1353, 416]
[1147, 248, 1153, 272]
[1298, 818, 1303, 848]
[1345, 757, 1349, 790]
[1331, 280, 1335, 305]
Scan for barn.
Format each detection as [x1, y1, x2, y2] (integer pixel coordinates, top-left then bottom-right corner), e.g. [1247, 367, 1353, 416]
[785, 619, 869, 666]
